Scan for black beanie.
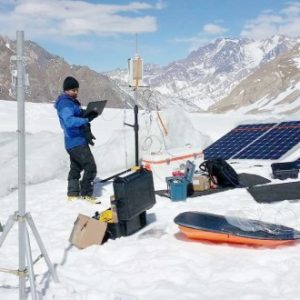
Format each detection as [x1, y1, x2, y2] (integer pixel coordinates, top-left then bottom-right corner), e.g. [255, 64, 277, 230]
[63, 76, 79, 91]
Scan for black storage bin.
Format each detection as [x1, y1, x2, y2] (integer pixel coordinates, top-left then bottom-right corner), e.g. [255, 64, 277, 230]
[271, 162, 299, 180]
[113, 168, 156, 221]
[107, 211, 147, 239]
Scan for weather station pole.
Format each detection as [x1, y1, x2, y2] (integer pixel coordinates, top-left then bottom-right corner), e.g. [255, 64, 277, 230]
[124, 95, 140, 166]
[100, 36, 144, 182]
[133, 34, 140, 167]
[134, 104, 139, 167]
[125, 35, 142, 168]
[0, 30, 59, 300]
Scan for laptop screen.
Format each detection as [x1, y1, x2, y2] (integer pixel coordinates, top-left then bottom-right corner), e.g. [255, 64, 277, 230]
[83, 100, 107, 118]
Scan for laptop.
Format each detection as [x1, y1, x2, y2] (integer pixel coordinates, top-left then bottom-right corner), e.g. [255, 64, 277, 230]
[83, 100, 107, 118]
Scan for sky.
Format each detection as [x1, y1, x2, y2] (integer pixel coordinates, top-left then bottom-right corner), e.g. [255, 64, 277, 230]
[1, 0, 300, 72]
[1, 100, 300, 299]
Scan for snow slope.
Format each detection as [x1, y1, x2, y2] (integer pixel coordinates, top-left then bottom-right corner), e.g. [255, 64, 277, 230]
[1, 100, 300, 300]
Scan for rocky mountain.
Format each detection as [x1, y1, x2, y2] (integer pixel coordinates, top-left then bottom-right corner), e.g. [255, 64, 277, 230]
[0, 35, 132, 107]
[210, 43, 300, 114]
[108, 35, 300, 113]
[1, 34, 300, 114]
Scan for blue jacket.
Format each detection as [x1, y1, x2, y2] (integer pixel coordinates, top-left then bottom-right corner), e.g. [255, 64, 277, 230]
[54, 93, 89, 150]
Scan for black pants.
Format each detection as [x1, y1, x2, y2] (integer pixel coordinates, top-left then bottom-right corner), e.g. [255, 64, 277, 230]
[67, 144, 97, 197]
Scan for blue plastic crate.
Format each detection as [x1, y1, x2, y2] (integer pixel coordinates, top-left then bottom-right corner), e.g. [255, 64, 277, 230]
[168, 179, 188, 201]
[165, 160, 195, 186]
[165, 160, 195, 201]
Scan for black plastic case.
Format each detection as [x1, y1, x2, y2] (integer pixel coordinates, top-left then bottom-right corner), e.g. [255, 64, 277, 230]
[106, 212, 147, 239]
[271, 162, 299, 180]
[113, 168, 156, 221]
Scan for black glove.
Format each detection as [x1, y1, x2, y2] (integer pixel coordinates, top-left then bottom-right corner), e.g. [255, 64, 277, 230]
[86, 111, 98, 122]
[84, 123, 96, 146]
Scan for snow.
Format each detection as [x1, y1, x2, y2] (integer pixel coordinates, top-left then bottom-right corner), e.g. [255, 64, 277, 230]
[1, 100, 300, 299]
[293, 57, 300, 69]
[243, 41, 264, 68]
[233, 82, 300, 115]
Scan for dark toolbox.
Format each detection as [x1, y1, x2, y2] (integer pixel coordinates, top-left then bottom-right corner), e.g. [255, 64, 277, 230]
[271, 162, 299, 180]
[113, 167, 156, 221]
[107, 168, 156, 239]
[165, 160, 195, 201]
[106, 212, 147, 239]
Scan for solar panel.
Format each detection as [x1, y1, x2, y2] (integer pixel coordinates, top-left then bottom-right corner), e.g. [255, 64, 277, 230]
[232, 121, 300, 159]
[203, 121, 300, 160]
[203, 123, 276, 160]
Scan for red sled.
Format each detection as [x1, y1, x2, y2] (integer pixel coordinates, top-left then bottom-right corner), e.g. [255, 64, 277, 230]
[174, 211, 300, 247]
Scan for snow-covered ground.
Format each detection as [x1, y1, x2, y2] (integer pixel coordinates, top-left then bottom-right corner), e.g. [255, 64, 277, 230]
[1, 100, 300, 299]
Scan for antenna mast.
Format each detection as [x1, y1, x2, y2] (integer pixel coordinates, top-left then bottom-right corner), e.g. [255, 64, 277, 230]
[0, 31, 58, 300]
[135, 33, 138, 56]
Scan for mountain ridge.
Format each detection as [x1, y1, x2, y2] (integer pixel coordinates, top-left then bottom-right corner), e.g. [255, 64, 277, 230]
[1, 34, 300, 114]
[107, 35, 300, 113]
[0, 35, 132, 108]
[211, 42, 300, 114]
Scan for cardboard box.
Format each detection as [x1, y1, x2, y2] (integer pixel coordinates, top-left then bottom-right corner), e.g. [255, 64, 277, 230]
[192, 175, 210, 191]
[69, 214, 107, 249]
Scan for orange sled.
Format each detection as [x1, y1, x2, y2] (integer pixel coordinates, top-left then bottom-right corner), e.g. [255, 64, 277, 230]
[174, 212, 300, 247]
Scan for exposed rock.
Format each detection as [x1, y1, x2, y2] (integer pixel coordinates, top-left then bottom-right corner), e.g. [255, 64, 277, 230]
[108, 35, 300, 113]
[0, 36, 132, 108]
[210, 43, 300, 114]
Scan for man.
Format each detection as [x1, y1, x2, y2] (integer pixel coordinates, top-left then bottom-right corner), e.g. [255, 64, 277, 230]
[54, 76, 98, 203]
